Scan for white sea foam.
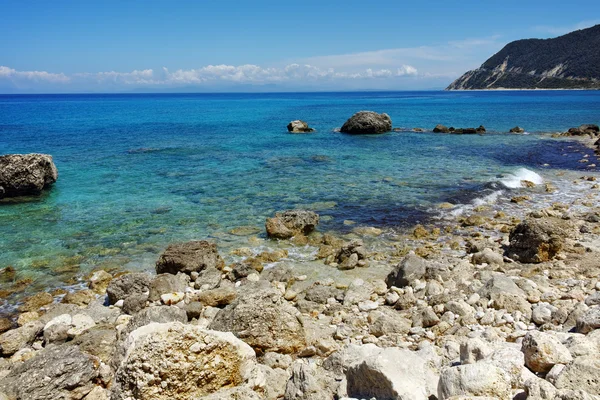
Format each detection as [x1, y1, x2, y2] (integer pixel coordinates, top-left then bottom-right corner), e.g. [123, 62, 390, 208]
[500, 168, 544, 188]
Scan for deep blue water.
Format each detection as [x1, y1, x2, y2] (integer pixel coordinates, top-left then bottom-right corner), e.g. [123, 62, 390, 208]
[1, 91, 599, 301]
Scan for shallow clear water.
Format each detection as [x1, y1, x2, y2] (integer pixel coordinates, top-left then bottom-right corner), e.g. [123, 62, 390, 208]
[1, 91, 599, 303]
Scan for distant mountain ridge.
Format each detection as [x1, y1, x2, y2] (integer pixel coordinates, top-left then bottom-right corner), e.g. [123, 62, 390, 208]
[447, 24, 600, 90]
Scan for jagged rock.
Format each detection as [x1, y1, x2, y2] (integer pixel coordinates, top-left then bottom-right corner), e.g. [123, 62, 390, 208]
[0, 344, 100, 399]
[433, 124, 450, 133]
[147, 273, 189, 302]
[287, 120, 315, 133]
[576, 307, 600, 334]
[284, 361, 341, 400]
[195, 266, 222, 290]
[71, 328, 117, 364]
[265, 210, 319, 239]
[193, 286, 237, 307]
[0, 321, 43, 356]
[106, 272, 152, 305]
[507, 217, 573, 263]
[438, 362, 511, 400]
[88, 270, 113, 294]
[335, 239, 368, 270]
[156, 240, 224, 275]
[210, 283, 306, 355]
[340, 111, 392, 134]
[522, 331, 573, 373]
[344, 343, 441, 400]
[386, 253, 427, 288]
[112, 322, 256, 400]
[122, 293, 149, 315]
[120, 305, 188, 340]
[0, 153, 58, 199]
[553, 356, 600, 395]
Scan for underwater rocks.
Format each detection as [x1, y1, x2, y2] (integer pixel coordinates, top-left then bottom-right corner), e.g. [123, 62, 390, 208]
[340, 111, 392, 134]
[265, 209, 319, 239]
[0, 153, 58, 199]
[287, 120, 315, 133]
[155, 240, 224, 275]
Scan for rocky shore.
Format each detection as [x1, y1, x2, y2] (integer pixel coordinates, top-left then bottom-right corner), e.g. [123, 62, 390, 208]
[0, 136, 599, 399]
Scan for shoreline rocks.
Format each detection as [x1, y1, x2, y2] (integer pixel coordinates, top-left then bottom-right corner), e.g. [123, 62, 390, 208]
[340, 111, 392, 134]
[0, 154, 58, 199]
[265, 209, 319, 239]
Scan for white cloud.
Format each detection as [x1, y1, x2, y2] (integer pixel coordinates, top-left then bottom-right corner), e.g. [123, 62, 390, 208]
[532, 19, 600, 36]
[73, 69, 157, 84]
[0, 65, 69, 82]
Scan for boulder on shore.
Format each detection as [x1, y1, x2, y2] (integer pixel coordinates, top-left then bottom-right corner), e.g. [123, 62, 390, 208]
[265, 210, 319, 239]
[156, 240, 224, 275]
[0, 153, 58, 199]
[340, 111, 392, 134]
[506, 217, 574, 263]
[287, 120, 315, 133]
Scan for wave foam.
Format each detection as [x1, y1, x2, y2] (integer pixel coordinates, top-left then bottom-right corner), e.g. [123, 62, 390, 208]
[500, 168, 544, 189]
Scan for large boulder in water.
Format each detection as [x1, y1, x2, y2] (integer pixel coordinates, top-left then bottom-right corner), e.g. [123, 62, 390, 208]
[156, 240, 224, 275]
[287, 120, 314, 133]
[265, 209, 319, 239]
[340, 111, 392, 134]
[0, 153, 58, 199]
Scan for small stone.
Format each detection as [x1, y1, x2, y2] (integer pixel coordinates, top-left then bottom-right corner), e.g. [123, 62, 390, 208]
[160, 292, 185, 305]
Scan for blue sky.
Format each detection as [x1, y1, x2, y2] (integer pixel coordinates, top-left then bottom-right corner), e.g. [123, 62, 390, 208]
[1, 0, 599, 93]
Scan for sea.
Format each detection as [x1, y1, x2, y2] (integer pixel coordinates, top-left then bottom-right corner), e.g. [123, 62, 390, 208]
[1, 90, 599, 309]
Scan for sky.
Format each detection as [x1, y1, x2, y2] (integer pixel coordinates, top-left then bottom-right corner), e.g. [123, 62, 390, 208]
[1, 0, 599, 93]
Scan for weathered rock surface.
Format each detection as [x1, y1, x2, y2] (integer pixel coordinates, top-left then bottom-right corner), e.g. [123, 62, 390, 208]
[522, 331, 573, 373]
[553, 356, 600, 395]
[265, 210, 319, 239]
[340, 111, 392, 134]
[386, 253, 427, 288]
[156, 240, 224, 275]
[147, 273, 189, 302]
[576, 307, 600, 334]
[287, 120, 315, 133]
[0, 344, 100, 400]
[119, 305, 188, 340]
[0, 153, 58, 199]
[438, 362, 511, 400]
[112, 322, 256, 400]
[284, 361, 340, 400]
[0, 321, 43, 356]
[335, 239, 368, 270]
[210, 283, 306, 354]
[106, 272, 152, 305]
[507, 217, 573, 263]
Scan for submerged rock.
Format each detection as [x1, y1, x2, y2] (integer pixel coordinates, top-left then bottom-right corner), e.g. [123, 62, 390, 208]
[112, 322, 256, 400]
[287, 120, 315, 133]
[0, 153, 58, 199]
[340, 111, 392, 134]
[156, 240, 224, 275]
[265, 210, 319, 239]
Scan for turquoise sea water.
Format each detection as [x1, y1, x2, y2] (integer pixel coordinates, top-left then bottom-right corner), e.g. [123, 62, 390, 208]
[1, 91, 599, 307]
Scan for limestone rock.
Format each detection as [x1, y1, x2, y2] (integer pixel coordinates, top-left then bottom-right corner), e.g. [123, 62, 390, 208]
[120, 305, 188, 340]
[553, 356, 600, 395]
[194, 286, 237, 307]
[148, 273, 189, 302]
[287, 120, 314, 133]
[576, 307, 600, 334]
[335, 239, 368, 270]
[386, 253, 427, 288]
[210, 283, 306, 354]
[0, 344, 99, 400]
[340, 111, 392, 134]
[438, 362, 511, 400]
[0, 153, 58, 198]
[106, 272, 152, 305]
[507, 217, 573, 263]
[88, 270, 113, 294]
[0, 321, 43, 356]
[112, 322, 256, 400]
[265, 210, 319, 240]
[62, 289, 96, 307]
[284, 361, 340, 400]
[522, 331, 573, 373]
[156, 240, 224, 275]
[472, 249, 504, 266]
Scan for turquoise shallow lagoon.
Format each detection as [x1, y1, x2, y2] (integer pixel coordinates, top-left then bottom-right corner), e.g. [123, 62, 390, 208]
[1, 91, 599, 306]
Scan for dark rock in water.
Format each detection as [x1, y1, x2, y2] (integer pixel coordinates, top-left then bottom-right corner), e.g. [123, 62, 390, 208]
[287, 120, 315, 133]
[0, 153, 58, 199]
[476, 125, 486, 133]
[340, 111, 392, 134]
[506, 217, 574, 263]
[433, 124, 450, 133]
[156, 240, 224, 275]
[563, 124, 600, 137]
[106, 272, 152, 305]
[510, 126, 525, 133]
[0, 344, 100, 399]
[335, 239, 369, 270]
[265, 210, 319, 239]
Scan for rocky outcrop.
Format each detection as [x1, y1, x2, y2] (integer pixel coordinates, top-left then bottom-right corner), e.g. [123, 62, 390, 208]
[510, 126, 525, 133]
[334, 239, 369, 270]
[340, 111, 392, 134]
[0, 154, 58, 199]
[506, 217, 574, 263]
[432, 125, 486, 134]
[265, 210, 319, 239]
[287, 120, 315, 133]
[112, 322, 256, 400]
[562, 124, 600, 137]
[155, 240, 224, 275]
